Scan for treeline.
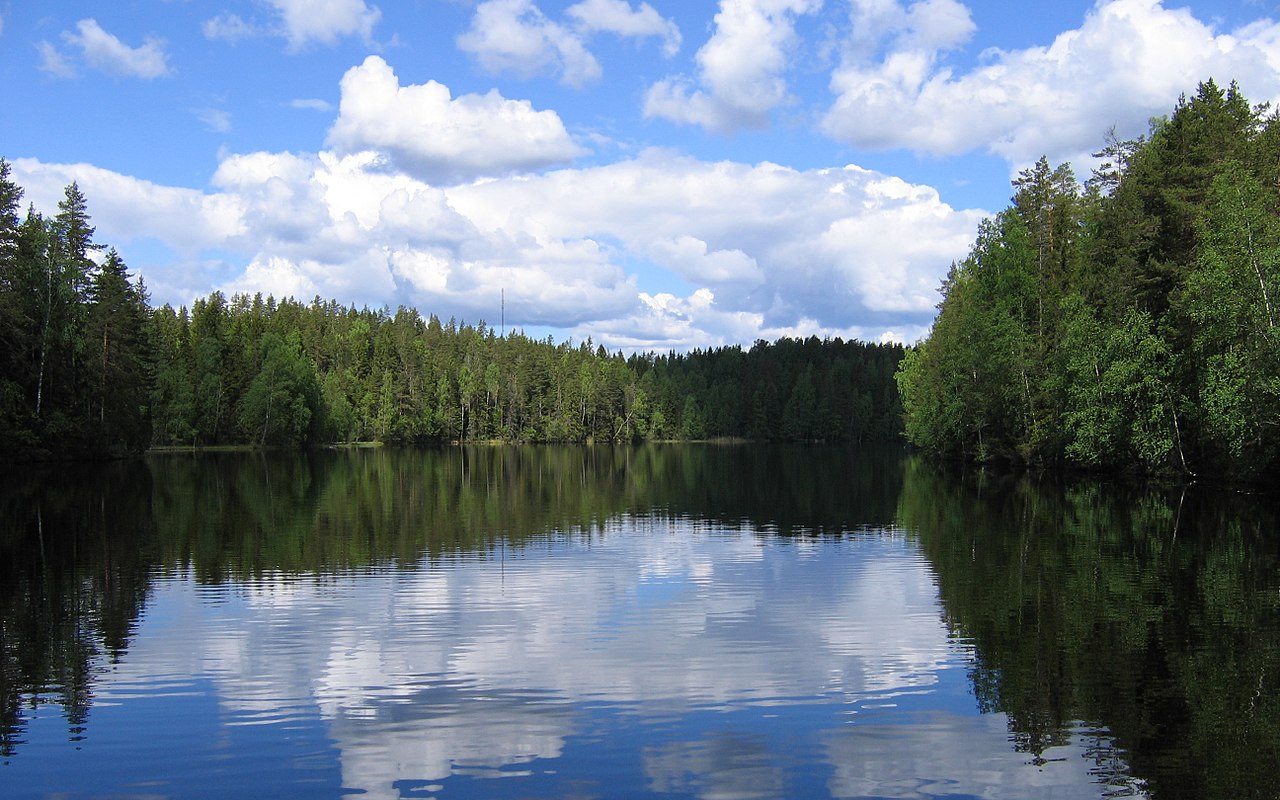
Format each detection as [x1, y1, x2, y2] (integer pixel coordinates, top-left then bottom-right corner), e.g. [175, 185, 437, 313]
[897, 79, 1280, 481]
[0, 159, 904, 458]
[146, 295, 903, 448]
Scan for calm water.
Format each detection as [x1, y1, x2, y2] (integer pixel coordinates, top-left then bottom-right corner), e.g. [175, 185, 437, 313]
[2, 445, 1279, 799]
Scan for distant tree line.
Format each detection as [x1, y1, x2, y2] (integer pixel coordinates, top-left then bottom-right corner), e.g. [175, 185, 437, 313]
[0, 159, 904, 458]
[897, 79, 1280, 481]
[146, 294, 903, 450]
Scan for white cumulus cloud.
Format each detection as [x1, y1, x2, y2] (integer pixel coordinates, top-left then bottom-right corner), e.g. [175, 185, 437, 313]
[268, 0, 381, 50]
[823, 0, 1280, 169]
[448, 153, 979, 335]
[57, 18, 170, 79]
[644, 0, 822, 133]
[10, 145, 977, 349]
[326, 55, 587, 184]
[458, 0, 603, 87]
[458, 0, 682, 86]
[11, 158, 244, 252]
[567, 0, 682, 56]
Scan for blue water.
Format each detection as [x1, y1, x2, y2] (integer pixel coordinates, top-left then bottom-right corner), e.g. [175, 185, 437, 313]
[2, 515, 1137, 799]
[18, 445, 1273, 798]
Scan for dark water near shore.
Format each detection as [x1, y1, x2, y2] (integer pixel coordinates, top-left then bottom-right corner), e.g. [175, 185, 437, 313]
[2, 445, 1279, 799]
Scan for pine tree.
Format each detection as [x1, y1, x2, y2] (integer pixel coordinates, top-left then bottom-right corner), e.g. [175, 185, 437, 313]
[0, 161, 31, 449]
[85, 249, 151, 451]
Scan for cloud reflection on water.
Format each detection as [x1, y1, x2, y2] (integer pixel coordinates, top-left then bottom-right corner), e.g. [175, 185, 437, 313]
[99, 516, 1135, 798]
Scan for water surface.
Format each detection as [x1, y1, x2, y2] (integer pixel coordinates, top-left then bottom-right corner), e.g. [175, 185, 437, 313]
[2, 446, 1278, 798]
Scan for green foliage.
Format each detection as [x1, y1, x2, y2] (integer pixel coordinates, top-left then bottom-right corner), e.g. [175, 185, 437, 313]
[238, 331, 324, 445]
[899, 79, 1280, 481]
[0, 160, 32, 452]
[0, 175, 153, 457]
[1175, 162, 1280, 472]
[1061, 298, 1182, 471]
[85, 249, 152, 452]
[897, 211, 1050, 462]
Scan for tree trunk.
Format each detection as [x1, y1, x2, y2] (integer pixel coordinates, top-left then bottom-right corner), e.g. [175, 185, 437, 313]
[35, 251, 51, 417]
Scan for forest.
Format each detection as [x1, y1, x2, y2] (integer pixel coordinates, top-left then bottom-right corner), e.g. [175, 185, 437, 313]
[0, 159, 904, 459]
[896, 79, 1280, 481]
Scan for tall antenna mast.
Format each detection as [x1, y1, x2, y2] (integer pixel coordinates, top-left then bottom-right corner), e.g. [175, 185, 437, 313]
[501, 288, 505, 338]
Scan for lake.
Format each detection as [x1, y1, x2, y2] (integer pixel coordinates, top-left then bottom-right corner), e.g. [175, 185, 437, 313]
[2, 445, 1278, 799]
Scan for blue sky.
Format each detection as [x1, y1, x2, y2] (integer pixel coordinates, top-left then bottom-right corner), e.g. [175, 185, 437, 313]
[3, 0, 1280, 350]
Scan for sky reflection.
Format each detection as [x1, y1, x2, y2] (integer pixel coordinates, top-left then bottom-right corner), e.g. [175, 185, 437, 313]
[58, 516, 1139, 799]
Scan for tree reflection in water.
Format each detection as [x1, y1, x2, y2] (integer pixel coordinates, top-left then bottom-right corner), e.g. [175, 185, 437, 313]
[899, 460, 1280, 800]
[2, 446, 1278, 799]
